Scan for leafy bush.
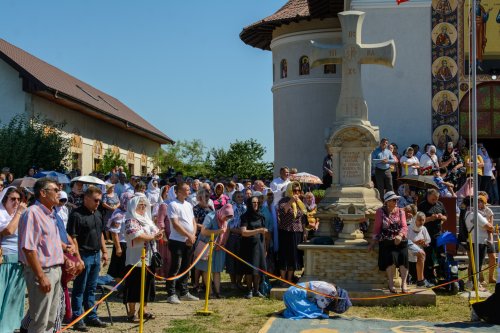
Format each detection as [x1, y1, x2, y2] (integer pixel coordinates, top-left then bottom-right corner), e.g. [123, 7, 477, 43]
[0, 113, 70, 176]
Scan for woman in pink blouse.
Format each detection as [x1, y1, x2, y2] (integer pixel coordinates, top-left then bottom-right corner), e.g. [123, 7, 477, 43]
[369, 191, 409, 293]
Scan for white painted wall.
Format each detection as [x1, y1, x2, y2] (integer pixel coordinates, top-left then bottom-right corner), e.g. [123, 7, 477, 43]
[32, 96, 159, 175]
[0, 58, 27, 122]
[352, 0, 433, 150]
[0, 57, 160, 176]
[271, 29, 343, 176]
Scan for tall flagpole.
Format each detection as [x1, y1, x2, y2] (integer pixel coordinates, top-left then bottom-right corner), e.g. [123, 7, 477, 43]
[470, 0, 480, 283]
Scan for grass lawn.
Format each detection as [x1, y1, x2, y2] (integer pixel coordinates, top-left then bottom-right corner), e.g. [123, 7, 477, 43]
[159, 271, 495, 333]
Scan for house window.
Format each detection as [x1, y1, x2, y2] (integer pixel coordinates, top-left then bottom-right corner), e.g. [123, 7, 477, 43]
[299, 56, 310, 75]
[72, 153, 81, 172]
[93, 158, 101, 172]
[128, 163, 135, 176]
[280, 59, 287, 79]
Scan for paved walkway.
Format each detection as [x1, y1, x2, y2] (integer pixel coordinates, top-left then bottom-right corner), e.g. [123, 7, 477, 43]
[259, 315, 498, 333]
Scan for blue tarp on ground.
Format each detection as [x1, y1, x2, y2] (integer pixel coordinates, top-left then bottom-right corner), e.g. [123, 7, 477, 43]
[261, 315, 498, 333]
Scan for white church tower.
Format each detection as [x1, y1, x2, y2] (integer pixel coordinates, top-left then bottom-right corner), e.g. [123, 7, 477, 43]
[241, 0, 433, 176]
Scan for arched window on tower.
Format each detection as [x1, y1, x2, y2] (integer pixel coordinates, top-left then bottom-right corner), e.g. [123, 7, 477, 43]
[280, 59, 287, 79]
[299, 56, 310, 75]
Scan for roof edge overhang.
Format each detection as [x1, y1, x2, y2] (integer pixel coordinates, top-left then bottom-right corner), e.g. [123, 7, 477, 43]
[0, 51, 174, 145]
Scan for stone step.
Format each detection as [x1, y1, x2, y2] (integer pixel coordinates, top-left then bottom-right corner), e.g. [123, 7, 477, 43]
[269, 287, 436, 307]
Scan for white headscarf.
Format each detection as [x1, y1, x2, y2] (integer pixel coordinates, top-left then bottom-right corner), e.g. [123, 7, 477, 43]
[146, 179, 161, 206]
[166, 185, 177, 203]
[0, 186, 16, 233]
[125, 196, 155, 229]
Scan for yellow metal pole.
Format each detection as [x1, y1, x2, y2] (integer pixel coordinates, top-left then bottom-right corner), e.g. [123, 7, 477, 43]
[139, 247, 146, 332]
[197, 233, 214, 315]
[468, 231, 480, 304]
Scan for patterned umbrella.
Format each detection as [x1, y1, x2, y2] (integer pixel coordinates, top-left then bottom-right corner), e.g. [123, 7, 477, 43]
[290, 172, 323, 184]
[10, 177, 37, 188]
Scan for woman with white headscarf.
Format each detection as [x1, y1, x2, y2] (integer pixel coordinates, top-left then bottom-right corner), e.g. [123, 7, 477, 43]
[146, 179, 161, 212]
[123, 196, 163, 322]
[0, 186, 27, 333]
[419, 145, 440, 175]
[155, 188, 172, 281]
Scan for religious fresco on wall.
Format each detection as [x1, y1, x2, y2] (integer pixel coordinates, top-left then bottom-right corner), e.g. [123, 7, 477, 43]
[433, 0, 458, 15]
[431, 0, 460, 147]
[457, 0, 500, 139]
[432, 23, 458, 48]
[463, 0, 500, 75]
[432, 56, 458, 81]
[300, 56, 310, 75]
[432, 90, 459, 115]
[433, 124, 459, 146]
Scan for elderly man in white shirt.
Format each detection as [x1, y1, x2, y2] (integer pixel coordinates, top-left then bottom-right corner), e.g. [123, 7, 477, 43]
[270, 167, 290, 206]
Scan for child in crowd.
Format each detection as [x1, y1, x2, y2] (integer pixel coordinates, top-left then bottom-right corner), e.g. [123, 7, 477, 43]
[407, 212, 432, 288]
[433, 167, 455, 197]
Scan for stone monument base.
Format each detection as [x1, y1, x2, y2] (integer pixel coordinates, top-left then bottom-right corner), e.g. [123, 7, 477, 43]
[299, 244, 386, 289]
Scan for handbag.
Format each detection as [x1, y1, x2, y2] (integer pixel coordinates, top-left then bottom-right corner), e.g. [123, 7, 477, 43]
[193, 240, 209, 261]
[151, 251, 163, 269]
[61, 252, 80, 284]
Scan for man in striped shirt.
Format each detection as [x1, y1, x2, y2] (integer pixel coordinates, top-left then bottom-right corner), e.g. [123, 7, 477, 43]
[18, 178, 64, 333]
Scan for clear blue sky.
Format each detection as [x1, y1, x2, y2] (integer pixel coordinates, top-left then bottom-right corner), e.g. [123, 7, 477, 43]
[0, 0, 285, 161]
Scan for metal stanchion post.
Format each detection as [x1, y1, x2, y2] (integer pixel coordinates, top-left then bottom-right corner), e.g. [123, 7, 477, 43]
[197, 233, 214, 315]
[468, 232, 480, 303]
[139, 247, 146, 333]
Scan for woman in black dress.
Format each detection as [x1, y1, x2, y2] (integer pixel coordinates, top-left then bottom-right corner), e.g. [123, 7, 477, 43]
[240, 195, 267, 299]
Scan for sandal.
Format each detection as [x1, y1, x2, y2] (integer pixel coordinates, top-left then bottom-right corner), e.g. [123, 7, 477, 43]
[401, 288, 410, 294]
[144, 312, 155, 320]
[388, 286, 397, 294]
[127, 314, 139, 323]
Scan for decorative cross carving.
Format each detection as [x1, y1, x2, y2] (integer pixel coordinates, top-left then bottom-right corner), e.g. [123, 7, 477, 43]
[311, 11, 396, 123]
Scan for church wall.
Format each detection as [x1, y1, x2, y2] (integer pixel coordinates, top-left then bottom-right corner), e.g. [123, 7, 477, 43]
[0, 58, 27, 122]
[30, 95, 160, 175]
[352, 1, 434, 150]
[271, 28, 342, 176]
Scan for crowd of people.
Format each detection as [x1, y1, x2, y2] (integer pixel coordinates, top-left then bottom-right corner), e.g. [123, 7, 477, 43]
[370, 138, 499, 204]
[1, 136, 499, 333]
[0, 165, 325, 332]
[369, 137, 499, 322]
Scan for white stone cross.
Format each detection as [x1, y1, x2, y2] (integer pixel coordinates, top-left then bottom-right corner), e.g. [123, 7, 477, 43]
[311, 11, 396, 124]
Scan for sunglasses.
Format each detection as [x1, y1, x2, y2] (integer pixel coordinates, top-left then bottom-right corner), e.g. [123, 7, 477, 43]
[251, 201, 259, 204]
[292, 189, 301, 193]
[9, 197, 21, 202]
[44, 187, 60, 193]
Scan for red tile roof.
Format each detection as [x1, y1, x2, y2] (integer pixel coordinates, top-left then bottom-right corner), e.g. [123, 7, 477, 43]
[0, 38, 174, 144]
[240, 0, 343, 50]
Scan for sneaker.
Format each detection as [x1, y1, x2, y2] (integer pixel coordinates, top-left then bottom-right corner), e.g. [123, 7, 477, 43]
[244, 290, 253, 299]
[416, 279, 434, 288]
[179, 292, 199, 301]
[86, 318, 108, 328]
[73, 321, 89, 332]
[167, 294, 181, 304]
[253, 290, 265, 298]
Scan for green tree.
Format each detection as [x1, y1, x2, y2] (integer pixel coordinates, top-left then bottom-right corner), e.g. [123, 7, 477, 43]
[153, 139, 209, 177]
[96, 148, 127, 174]
[207, 139, 273, 180]
[0, 113, 70, 177]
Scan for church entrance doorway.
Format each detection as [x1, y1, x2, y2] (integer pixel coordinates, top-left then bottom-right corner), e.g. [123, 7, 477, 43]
[459, 82, 500, 158]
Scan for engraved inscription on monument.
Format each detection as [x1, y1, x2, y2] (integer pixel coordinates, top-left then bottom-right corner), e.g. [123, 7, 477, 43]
[340, 150, 363, 185]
